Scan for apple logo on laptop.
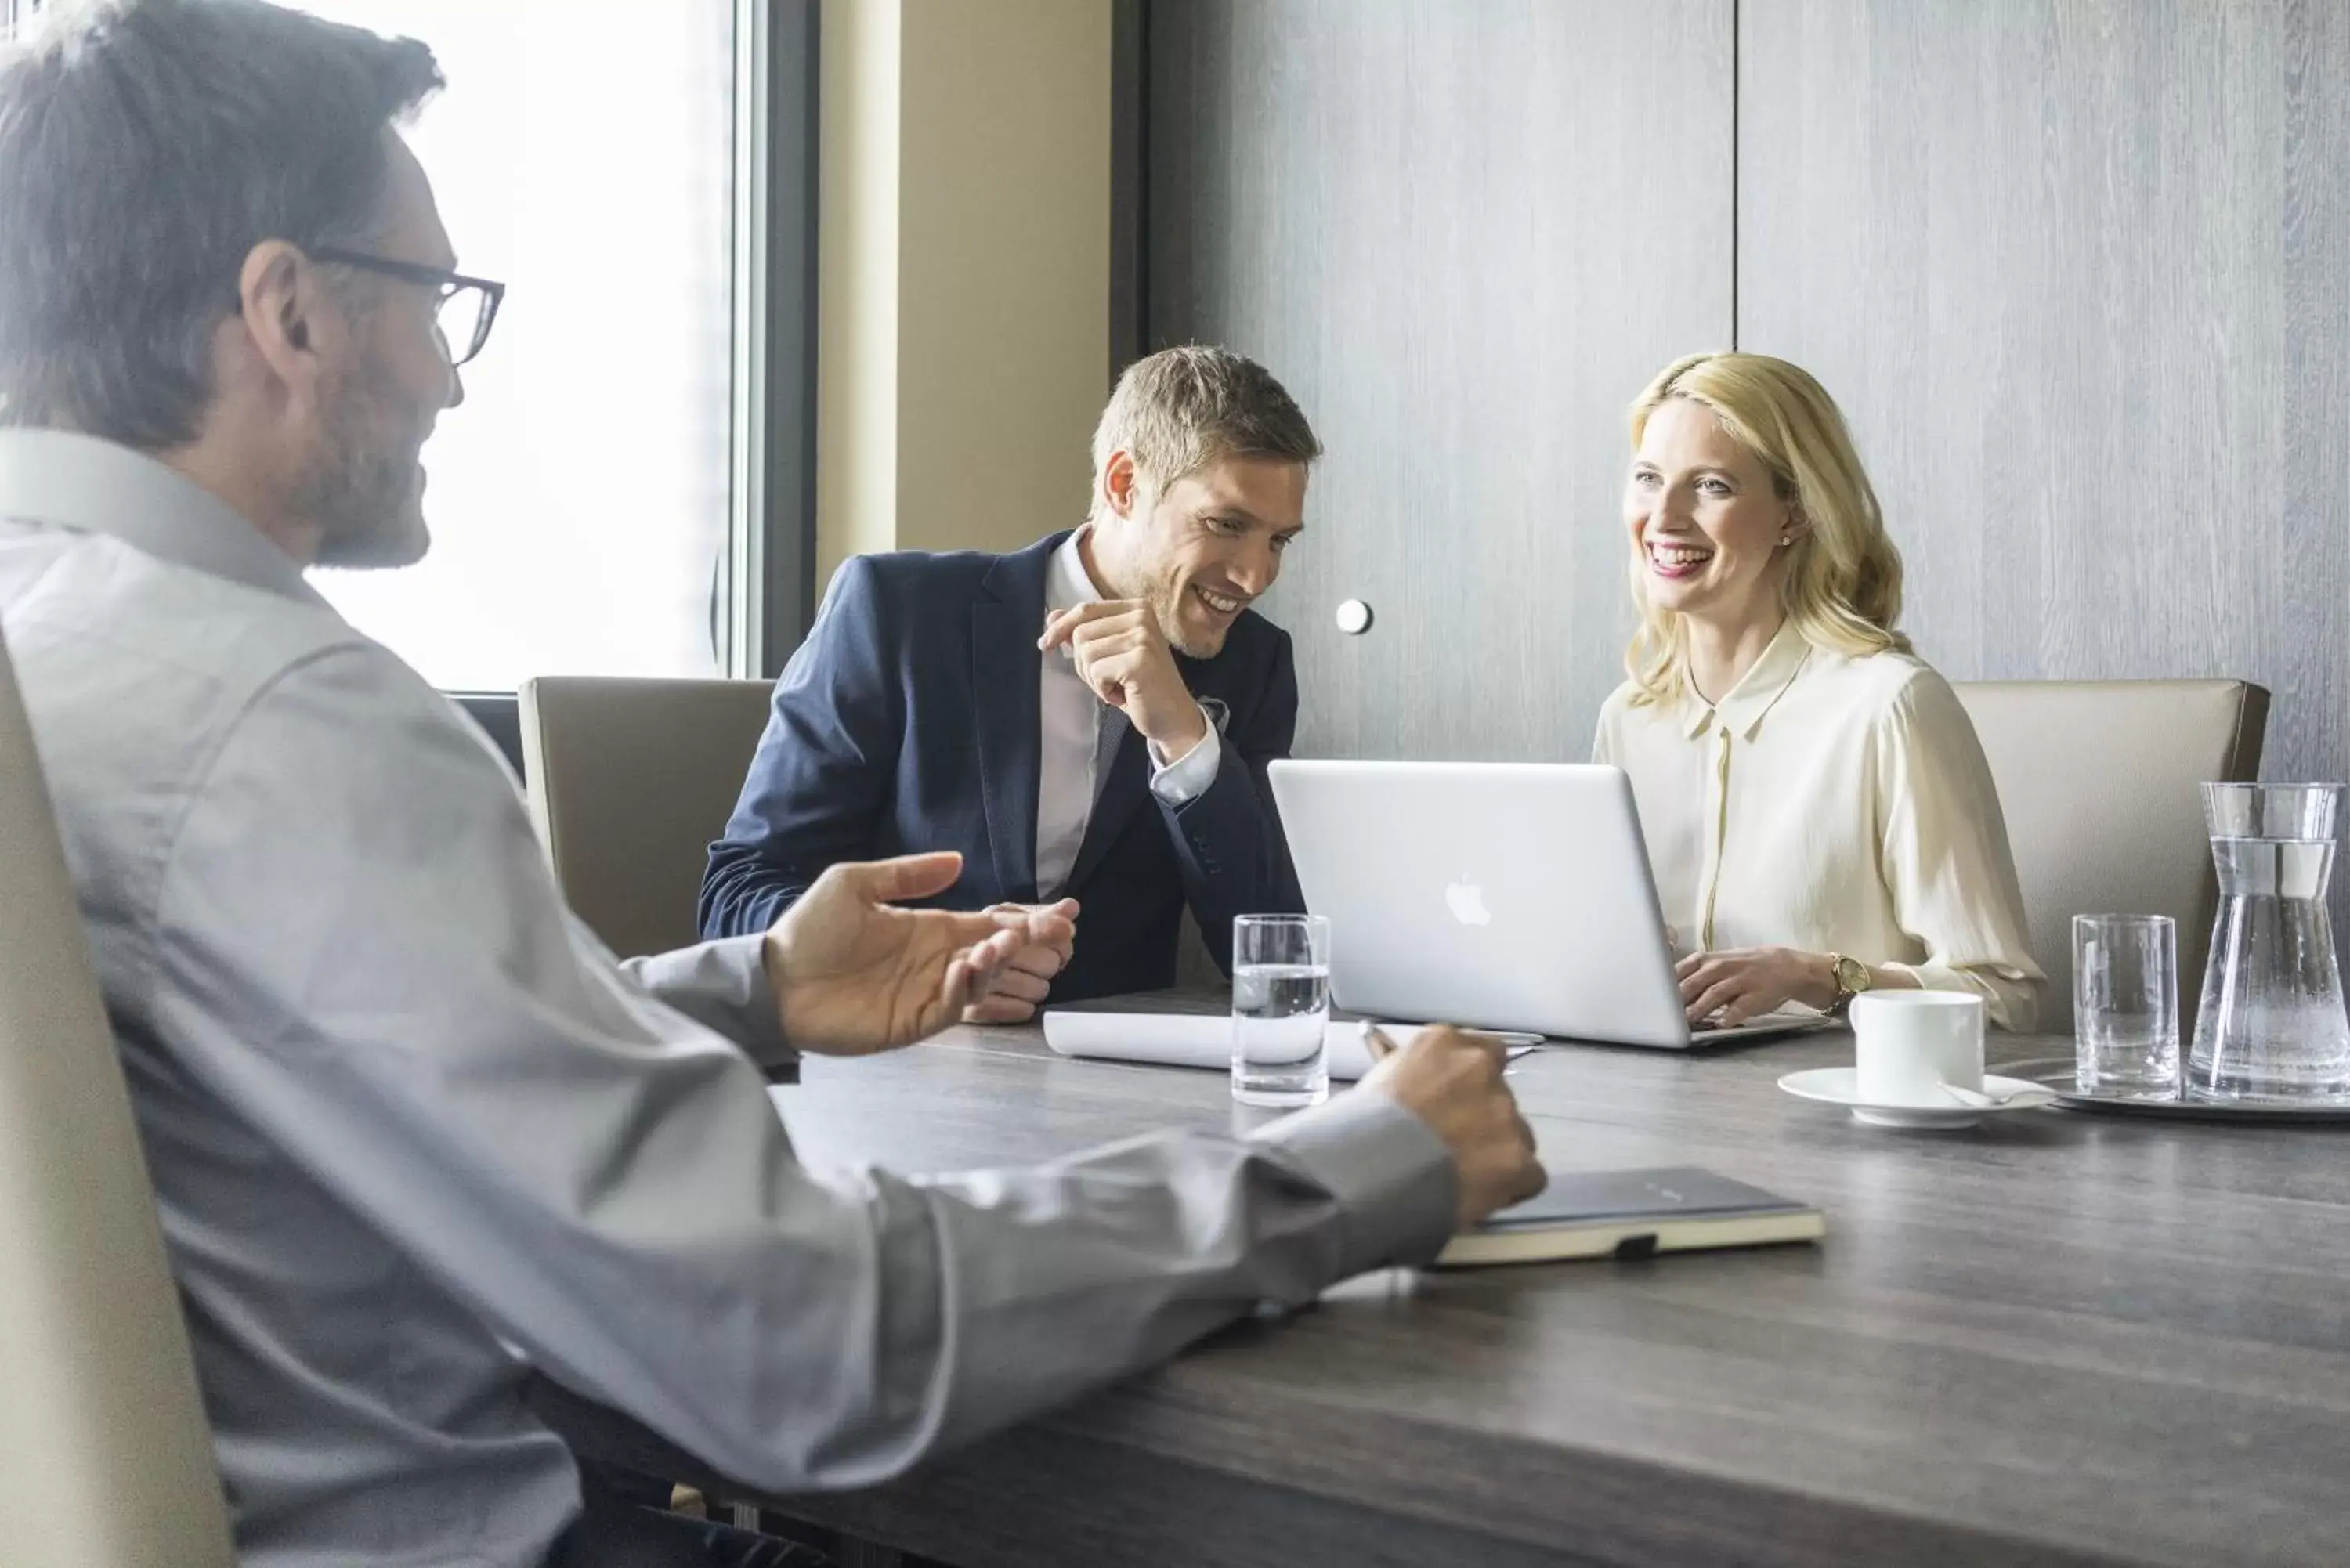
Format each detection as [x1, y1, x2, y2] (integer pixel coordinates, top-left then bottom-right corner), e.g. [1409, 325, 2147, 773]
[1444, 875, 1492, 927]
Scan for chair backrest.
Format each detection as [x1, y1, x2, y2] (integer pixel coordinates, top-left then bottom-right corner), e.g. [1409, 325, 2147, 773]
[0, 634, 234, 1567]
[1951, 678, 2269, 1028]
[519, 675, 776, 959]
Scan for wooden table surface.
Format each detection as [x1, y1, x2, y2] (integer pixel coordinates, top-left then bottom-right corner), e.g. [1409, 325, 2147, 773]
[547, 997, 2350, 1567]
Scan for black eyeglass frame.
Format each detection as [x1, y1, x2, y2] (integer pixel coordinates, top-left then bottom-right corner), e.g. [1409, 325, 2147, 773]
[307, 245, 508, 367]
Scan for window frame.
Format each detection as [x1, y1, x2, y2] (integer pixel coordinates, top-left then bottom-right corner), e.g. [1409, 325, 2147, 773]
[451, 2, 817, 771]
[441, 0, 818, 714]
[722, 0, 822, 681]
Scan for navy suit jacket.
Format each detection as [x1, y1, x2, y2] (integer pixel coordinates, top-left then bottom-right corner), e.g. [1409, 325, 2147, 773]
[699, 531, 1305, 1001]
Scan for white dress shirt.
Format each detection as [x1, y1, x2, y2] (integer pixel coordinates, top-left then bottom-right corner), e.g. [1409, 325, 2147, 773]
[1035, 526, 1220, 897]
[0, 431, 1454, 1568]
[1593, 624, 2044, 1030]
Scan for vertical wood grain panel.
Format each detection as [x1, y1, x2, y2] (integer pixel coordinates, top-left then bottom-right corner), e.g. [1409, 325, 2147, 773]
[1147, 1, 1737, 762]
[1738, 0, 2350, 934]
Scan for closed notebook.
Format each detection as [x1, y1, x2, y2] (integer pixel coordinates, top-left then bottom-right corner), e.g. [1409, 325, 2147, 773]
[1434, 1165, 1824, 1268]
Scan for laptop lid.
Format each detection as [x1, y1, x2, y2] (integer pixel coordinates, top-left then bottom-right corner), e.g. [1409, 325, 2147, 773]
[1267, 759, 1696, 1047]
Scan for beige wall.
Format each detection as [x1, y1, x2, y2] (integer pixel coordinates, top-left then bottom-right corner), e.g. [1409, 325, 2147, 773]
[815, 0, 1113, 591]
[815, 0, 902, 580]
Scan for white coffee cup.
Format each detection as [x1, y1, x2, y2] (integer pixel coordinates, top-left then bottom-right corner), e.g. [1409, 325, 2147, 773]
[1851, 991, 1986, 1105]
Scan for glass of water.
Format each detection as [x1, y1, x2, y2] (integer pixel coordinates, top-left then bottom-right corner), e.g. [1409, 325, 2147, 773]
[1231, 913, 1332, 1107]
[2073, 913, 2179, 1097]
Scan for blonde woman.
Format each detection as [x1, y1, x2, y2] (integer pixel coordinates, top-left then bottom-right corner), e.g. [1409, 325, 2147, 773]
[1593, 352, 2042, 1031]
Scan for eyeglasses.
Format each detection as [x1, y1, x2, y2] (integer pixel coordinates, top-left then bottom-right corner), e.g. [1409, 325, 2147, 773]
[308, 246, 507, 368]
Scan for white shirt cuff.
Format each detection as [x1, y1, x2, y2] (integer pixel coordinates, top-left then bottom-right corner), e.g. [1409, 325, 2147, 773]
[1146, 708, 1222, 806]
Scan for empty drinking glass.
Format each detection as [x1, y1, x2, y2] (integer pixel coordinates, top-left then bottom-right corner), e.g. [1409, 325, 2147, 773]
[1231, 913, 1332, 1107]
[2190, 782, 2350, 1101]
[2073, 914, 2178, 1097]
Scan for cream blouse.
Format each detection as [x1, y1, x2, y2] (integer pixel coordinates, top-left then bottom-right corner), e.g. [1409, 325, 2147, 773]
[1593, 626, 2043, 1031]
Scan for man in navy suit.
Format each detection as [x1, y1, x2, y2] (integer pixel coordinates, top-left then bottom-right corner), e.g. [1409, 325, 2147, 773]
[701, 345, 1316, 1012]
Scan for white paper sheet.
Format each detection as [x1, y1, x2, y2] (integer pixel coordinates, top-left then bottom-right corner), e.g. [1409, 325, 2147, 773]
[1040, 1010, 1391, 1080]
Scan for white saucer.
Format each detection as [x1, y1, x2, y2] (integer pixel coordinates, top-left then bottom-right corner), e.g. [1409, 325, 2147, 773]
[1777, 1068, 2058, 1129]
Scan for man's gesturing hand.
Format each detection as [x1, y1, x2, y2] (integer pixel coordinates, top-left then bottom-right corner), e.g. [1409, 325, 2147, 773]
[763, 853, 1076, 1054]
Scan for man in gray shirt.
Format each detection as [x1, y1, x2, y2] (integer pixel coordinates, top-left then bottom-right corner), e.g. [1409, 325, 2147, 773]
[0, 5, 1543, 1566]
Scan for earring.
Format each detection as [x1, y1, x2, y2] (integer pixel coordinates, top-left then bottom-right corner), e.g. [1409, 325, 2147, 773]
[1779, 533, 1794, 547]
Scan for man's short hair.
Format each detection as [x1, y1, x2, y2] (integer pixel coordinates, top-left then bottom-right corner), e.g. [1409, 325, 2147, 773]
[0, 0, 443, 448]
[1090, 345, 1321, 511]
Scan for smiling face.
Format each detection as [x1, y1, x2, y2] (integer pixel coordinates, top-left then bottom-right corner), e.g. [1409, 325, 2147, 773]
[1090, 452, 1308, 658]
[1624, 396, 1801, 633]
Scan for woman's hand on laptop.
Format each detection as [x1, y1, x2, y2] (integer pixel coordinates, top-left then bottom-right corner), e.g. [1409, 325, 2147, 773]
[962, 899, 1081, 1024]
[764, 854, 1078, 1054]
[1359, 1025, 1546, 1229]
[1676, 947, 1835, 1026]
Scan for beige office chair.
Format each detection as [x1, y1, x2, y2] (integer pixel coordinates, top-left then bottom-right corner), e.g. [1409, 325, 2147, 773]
[518, 675, 777, 959]
[1953, 679, 2269, 1028]
[0, 635, 234, 1567]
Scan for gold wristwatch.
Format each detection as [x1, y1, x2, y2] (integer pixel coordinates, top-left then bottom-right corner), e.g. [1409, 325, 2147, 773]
[1827, 952, 1872, 1017]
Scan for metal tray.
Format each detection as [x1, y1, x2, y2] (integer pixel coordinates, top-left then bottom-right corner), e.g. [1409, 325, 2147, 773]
[2003, 1056, 2350, 1123]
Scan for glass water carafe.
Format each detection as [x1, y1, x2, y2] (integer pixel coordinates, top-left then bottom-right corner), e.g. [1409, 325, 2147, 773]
[2189, 782, 2350, 1101]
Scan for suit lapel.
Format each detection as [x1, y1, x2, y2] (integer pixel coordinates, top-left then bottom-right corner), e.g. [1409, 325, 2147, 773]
[1089, 705, 1131, 804]
[1066, 705, 1147, 894]
[971, 544, 1054, 904]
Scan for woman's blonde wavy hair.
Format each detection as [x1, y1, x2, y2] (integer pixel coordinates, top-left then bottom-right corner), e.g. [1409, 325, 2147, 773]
[1622, 352, 1909, 706]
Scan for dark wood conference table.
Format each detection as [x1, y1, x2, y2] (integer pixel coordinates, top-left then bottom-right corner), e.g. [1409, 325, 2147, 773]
[546, 994, 2350, 1567]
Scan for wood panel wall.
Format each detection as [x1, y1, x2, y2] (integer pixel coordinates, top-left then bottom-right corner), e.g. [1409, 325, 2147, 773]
[1737, 0, 2350, 930]
[1146, 0, 2350, 935]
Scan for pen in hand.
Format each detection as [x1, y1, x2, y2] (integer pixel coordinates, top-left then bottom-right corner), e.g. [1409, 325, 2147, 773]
[1359, 1019, 1536, 1067]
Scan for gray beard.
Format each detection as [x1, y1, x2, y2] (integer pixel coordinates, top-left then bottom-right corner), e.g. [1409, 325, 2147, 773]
[297, 383, 427, 570]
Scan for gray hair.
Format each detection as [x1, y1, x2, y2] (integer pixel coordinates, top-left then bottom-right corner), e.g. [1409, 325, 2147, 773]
[0, 0, 443, 447]
[1090, 345, 1321, 516]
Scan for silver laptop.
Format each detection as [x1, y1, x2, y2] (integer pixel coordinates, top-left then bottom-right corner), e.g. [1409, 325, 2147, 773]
[1267, 759, 1827, 1050]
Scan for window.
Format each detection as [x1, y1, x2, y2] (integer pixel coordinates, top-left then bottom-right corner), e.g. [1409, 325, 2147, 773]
[292, 0, 736, 690]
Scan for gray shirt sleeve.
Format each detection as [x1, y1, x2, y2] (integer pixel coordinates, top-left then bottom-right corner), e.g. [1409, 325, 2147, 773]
[147, 646, 1455, 1492]
[615, 934, 794, 1068]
